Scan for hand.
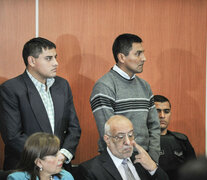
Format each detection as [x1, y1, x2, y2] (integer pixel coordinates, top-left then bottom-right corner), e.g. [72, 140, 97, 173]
[132, 141, 157, 171]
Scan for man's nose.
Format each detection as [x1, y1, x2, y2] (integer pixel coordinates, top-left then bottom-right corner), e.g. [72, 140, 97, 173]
[53, 58, 58, 66]
[141, 53, 146, 62]
[124, 135, 131, 145]
[160, 110, 165, 118]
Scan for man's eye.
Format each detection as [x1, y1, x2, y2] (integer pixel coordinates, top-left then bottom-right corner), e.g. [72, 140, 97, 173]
[45, 57, 52, 61]
[135, 51, 143, 56]
[116, 135, 124, 140]
[164, 110, 170, 113]
[135, 52, 141, 56]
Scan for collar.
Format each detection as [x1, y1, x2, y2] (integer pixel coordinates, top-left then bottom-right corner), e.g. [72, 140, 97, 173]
[26, 70, 55, 92]
[112, 64, 136, 80]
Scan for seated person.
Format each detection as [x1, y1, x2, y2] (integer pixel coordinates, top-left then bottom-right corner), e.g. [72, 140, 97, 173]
[7, 132, 74, 180]
[154, 95, 196, 180]
[77, 115, 168, 180]
[178, 156, 207, 180]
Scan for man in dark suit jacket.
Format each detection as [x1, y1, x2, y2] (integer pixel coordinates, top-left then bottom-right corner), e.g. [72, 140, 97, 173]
[77, 115, 168, 180]
[0, 37, 81, 171]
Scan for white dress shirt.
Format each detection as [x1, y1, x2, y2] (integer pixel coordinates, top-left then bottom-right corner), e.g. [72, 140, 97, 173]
[113, 64, 136, 80]
[107, 147, 140, 180]
[26, 70, 73, 163]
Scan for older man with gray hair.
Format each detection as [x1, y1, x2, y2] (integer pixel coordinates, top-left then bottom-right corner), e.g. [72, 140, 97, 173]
[77, 115, 168, 180]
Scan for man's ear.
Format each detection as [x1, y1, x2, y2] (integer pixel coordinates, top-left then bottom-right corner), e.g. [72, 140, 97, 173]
[117, 53, 126, 64]
[28, 56, 36, 67]
[104, 134, 110, 145]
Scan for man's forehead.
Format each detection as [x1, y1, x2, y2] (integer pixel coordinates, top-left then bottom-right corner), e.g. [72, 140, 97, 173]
[111, 124, 133, 135]
[41, 48, 56, 55]
[114, 129, 133, 134]
[155, 102, 170, 109]
[132, 42, 144, 50]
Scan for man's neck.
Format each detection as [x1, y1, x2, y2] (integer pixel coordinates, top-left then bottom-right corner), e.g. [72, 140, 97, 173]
[27, 68, 46, 84]
[116, 64, 134, 78]
[161, 129, 167, 135]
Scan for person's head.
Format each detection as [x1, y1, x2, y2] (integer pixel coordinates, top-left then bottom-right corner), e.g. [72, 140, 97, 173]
[154, 95, 171, 134]
[104, 115, 135, 159]
[17, 132, 62, 180]
[178, 156, 207, 180]
[112, 33, 146, 77]
[22, 37, 58, 83]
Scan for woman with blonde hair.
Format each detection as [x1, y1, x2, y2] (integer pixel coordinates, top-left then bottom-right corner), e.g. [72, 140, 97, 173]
[7, 132, 74, 180]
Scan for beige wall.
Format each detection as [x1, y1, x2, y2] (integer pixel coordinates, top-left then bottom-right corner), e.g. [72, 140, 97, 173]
[0, 0, 206, 168]
[0, 0, 36, 169]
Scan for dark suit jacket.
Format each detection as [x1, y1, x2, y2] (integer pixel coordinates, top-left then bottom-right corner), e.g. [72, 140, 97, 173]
[0, 71, 81, 170]
[76, 151, 169, 180]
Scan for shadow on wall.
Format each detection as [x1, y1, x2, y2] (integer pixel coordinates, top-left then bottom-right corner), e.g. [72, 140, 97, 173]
[55, 34, 110, 163]
[0, 77, 8, 85]
[153, 48, 204, 154]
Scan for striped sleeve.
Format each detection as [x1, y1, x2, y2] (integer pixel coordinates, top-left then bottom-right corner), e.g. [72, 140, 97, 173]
[90, 93, 115, 113]
[90, 82, 116, 151]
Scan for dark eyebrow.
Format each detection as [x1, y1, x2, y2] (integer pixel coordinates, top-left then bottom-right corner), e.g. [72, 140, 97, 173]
[45, 54, 57, 58]
[135, 50, 144, 55]
[137, 50, 144, 53]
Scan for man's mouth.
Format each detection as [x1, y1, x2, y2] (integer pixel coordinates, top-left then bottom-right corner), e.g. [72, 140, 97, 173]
[160, 120, 166, 125]
[123, 147, 133, 152]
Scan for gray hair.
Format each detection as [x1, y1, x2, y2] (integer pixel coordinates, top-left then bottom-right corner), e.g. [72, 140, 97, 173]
[104, 121, 111, 135]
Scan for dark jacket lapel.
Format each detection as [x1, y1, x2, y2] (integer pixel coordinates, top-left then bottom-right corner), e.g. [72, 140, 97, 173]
[22, 71, 52, 133]
[50, 78, 65, 134]
[100, 151, 123, 180]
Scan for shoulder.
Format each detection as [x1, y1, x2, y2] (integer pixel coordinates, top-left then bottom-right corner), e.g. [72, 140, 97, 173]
[7, 171, 30, 180]
[1, 74, 24, 88]
[54, 76, 69, 85]
[168, 130, 188, 141]
[134, 75, 151, 87]
[53, 76, 71, 92]
[0, 72, 30, 96]
[96, 70, 115, 84]
[91, 70, 117, 93]
[79, 154, 105, 171]
[59, 169, 74, 180]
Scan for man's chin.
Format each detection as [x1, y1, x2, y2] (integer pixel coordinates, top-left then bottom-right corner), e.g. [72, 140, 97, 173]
[134, 68, 143, 74]
[161, 127, 167, 132]
[49, 73, 57, 78]
[123, 153, 133, 159]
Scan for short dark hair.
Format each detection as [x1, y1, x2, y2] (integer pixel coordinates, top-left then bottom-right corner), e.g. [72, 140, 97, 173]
[22, 37, 56, 66]
[154, 95, 171, 108]
[17, 132, 60, 180]
[112, 33, 142, 63]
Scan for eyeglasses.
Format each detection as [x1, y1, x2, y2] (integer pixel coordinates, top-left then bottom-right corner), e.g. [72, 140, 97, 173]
[106, 131, 137, 142]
